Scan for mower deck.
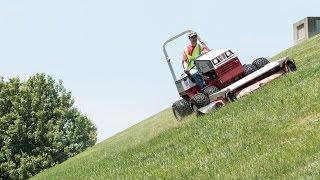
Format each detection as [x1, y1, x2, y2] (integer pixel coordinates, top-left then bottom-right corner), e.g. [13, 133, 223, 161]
[198, 57, 296, 114]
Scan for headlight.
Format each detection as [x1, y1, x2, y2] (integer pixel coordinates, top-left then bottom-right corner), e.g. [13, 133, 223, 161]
[225, 51, 232, 57]
[213, 58, 219, 64]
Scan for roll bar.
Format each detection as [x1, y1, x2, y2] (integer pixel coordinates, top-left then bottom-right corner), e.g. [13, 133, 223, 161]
[162, 30, 204, 82]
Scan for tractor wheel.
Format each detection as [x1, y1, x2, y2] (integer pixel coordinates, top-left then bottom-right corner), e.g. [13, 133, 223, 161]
[172, 99, 192, 121]
[287, 61, 297, 71]
[203, 86, 220, 97]
[244, 64, 258, 76]
[253, 57, 270, 69]
[190, 93, 210, 115]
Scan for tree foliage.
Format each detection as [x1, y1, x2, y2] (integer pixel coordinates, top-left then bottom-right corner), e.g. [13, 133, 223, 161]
[0, 73, 97, 179]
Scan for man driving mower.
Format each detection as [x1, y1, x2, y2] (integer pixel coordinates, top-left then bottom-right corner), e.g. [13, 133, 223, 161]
[182, 31, 209, 89]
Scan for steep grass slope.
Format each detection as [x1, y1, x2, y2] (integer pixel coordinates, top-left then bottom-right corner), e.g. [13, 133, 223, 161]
[33, 35, 320, 179]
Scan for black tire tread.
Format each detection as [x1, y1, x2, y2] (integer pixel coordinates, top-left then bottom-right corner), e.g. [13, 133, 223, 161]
[190, 93, 210, 109]
[244, 64, 258, 76]
[172, 99, 192, 120]
[203, 86, 220, 97]
[253, 57, 270, 69]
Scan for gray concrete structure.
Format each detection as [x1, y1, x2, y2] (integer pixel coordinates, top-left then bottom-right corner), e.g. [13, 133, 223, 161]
[293, 17, 320, 45]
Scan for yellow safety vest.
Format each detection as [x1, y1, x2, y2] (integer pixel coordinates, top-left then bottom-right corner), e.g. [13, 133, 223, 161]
[184, 44, 201, 70]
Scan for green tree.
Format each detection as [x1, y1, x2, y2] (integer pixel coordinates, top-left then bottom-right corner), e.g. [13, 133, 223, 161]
[0, 73, 97, 179]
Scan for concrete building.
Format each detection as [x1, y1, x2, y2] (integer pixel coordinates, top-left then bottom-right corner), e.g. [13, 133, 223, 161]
[293, 17, 320, 45]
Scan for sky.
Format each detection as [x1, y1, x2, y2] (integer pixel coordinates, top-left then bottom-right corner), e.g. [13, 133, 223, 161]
[0, 0, 319, 142]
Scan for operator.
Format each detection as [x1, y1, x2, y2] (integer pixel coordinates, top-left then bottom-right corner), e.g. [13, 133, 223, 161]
[182, 31, 209, 89]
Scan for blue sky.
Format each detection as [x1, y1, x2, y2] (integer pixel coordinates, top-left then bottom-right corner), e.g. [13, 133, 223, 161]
[0, 0, 319, 142]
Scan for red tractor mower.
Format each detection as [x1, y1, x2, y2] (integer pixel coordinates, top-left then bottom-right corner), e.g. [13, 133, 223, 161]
[162, 30, 297, 121]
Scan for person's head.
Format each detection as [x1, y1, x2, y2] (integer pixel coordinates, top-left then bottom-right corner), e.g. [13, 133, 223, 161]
[188, 31, 198, 46]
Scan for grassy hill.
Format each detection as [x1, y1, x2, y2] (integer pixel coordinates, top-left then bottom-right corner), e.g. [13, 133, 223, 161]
[33, 34, 320, 179]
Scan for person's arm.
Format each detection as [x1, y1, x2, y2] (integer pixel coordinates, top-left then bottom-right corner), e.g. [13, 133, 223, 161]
[198, 36, 209, 53]
[200, 42, 209, 53]
[182, 52, 189, 73]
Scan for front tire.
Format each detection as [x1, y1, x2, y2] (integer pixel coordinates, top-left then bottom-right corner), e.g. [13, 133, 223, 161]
[190, 93, 210, 115]
[172, 99, 192, 121]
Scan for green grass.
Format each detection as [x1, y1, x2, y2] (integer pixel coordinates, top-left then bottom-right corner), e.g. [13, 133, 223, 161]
[33, 34, 320, 179]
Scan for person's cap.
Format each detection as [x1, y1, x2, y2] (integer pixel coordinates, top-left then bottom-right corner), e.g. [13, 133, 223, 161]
[188, 31, 197, 38]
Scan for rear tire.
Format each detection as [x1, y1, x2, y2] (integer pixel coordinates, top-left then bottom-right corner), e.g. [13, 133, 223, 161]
[190, 93, 210, 115]
[253, 57, 270, 69]
[203, 86, 220, 97]
[172, 99, 192, 121]
[244, 64, 258, 76]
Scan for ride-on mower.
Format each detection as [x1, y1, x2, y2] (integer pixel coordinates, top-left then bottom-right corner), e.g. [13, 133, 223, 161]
[163, 30, 297, 121]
